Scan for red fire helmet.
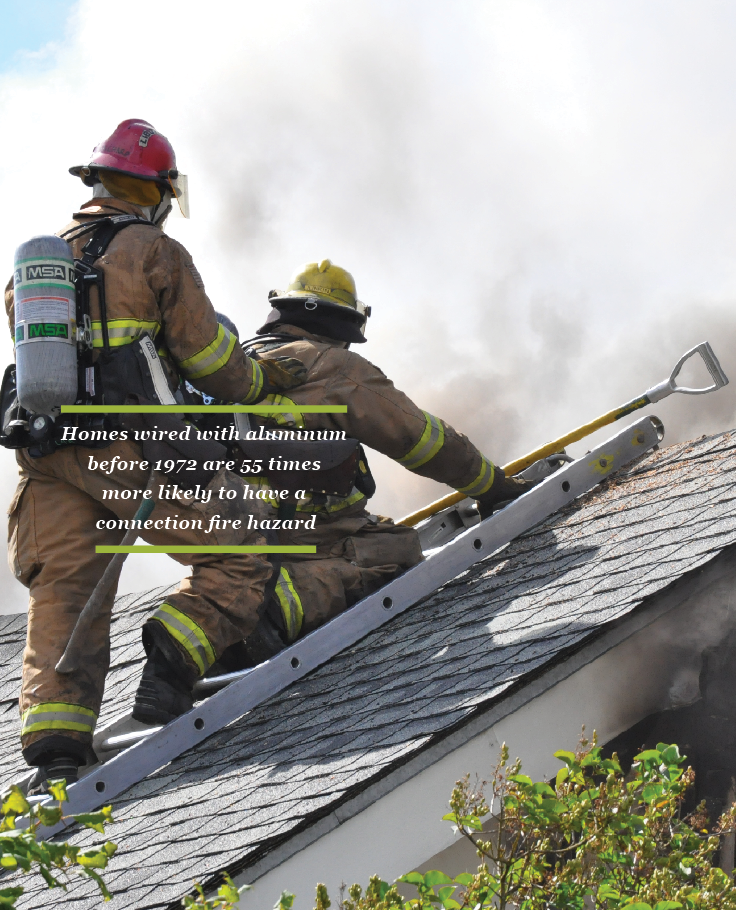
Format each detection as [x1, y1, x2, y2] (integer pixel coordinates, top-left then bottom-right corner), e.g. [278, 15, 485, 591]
[70, 119, 189, 217]
[70, 119, 176, 184]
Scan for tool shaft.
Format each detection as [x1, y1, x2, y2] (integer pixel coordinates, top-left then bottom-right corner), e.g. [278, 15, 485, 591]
[56, 490, 156, 674]
[399, 394, 651, 527]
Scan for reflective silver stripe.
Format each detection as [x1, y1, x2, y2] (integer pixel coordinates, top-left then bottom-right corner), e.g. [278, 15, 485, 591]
[21, 703, 97, 735]
[153, 605, 215, 674]
[179, 325, 236, 380]
[459, 457, 496, 497]
[22, 710, 94, 728]
[398, 413, 445, 471]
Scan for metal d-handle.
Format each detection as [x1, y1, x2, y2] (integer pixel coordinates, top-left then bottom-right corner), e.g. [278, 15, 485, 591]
[645, 342, 729, 403]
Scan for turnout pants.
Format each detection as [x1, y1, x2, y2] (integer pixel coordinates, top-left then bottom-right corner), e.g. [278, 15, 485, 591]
[9, 439, 272, 764]
[271, 503, 423, 642]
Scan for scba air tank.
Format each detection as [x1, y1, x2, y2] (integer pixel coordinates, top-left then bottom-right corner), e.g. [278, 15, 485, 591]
[13, 235, 78, 414]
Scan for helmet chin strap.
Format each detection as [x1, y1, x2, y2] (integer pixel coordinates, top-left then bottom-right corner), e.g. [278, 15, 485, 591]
[91, 182, 171, 226]
[150, 190, 173, 227]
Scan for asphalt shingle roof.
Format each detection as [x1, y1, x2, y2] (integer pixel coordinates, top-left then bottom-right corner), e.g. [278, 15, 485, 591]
[7, 427, 736, 908]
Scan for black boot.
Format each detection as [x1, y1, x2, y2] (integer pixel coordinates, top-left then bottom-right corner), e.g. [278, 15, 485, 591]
[27, 753, 80, 797]
[133, 643, 194, 725]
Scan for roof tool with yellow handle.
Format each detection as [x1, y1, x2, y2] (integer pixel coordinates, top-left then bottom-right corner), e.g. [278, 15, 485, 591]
[400, 341, 728, 529]
[56, 474, 157, 675]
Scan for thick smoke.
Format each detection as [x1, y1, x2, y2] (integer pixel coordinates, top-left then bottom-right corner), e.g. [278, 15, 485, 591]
[0, 0, 735, 611]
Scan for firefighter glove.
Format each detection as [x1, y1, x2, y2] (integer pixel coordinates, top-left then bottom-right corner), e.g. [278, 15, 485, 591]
[476, 468, 536, 520]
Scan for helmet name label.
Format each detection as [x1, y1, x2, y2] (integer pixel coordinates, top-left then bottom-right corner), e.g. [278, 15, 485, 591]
[101, 143, 131, 157]
[138, 128, 156, 147]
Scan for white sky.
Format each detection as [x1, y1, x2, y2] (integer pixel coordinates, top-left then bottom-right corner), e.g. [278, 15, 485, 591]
[1, 0, 736, 611]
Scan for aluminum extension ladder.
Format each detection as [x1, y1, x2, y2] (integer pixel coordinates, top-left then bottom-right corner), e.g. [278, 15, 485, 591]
[34, 414, 662, 837]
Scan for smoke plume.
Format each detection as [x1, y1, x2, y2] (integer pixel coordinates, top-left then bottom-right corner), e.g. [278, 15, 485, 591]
[1, 0, 735, 611]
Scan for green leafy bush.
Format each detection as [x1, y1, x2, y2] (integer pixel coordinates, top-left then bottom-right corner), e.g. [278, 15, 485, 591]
[309, 737, 736, 910]
[0, 779, 116, 906]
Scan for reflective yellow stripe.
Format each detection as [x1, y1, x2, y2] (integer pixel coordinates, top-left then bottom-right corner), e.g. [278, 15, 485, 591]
[259, 394, 305, 428]
[242, 359, 264, 404]
[152, 603, 216, 675]
[21, 702, 97, 737]
[178, 324, 237, 381]
[274, 568, 303, 643]
[398, 412, 445, 471]
[91, 318, 160, 348]
[458, 457, 496, 497]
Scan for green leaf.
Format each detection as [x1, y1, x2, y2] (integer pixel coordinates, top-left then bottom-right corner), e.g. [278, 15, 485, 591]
[554, 750, 576, 766]
[423, 871, 453, 888]
[275, 891, 295, 910]
[1, 789, 29, 818]
[653, 903, 682, 910]
[621, 904, 653, 910]
[531, 782, 556, 797]
[453, 874, 474, 886]
[37, 806, 62, 828]
[657, 744, 682, 763]
[437, 885, 456, 901]
[634, 750, 662, 763]
[642, 783, 664, 803]
[0, 889, 23, 901]
[82, 867, 111, 901]
[0, 856, 16, 870]
[508, 774, 533, 786]
[77, 849, 110, 869]
[555, 767, 569, 787]
[46, 780, 67, 803]
[102, 841, 118, 857]
[399, 872, 426, 885]
[73, 808, 113, 835]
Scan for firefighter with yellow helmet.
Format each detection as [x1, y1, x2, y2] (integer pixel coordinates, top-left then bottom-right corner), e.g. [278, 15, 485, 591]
[221, 259, 531, 667]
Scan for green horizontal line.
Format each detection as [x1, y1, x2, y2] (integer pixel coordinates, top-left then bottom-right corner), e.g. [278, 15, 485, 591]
[61, 405, 347, 414]
[96, 545, 316, 554]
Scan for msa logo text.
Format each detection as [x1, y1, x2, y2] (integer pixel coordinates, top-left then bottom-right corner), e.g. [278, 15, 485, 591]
[28, 323, 68, 339]
[25, 264, 69, 281]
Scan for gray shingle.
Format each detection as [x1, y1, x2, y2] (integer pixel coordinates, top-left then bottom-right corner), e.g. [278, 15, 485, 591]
[7, 429, 736, 908]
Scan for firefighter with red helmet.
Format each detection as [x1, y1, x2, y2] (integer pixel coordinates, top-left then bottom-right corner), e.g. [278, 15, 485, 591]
[4, 119, 305, 792]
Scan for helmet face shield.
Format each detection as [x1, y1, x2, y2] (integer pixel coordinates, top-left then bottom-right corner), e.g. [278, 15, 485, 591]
[167, 172, 190, 218]
[355, 300, 371, 336]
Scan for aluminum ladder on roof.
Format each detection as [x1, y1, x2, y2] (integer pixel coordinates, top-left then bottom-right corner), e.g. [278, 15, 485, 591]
[35, 415, 662, 837]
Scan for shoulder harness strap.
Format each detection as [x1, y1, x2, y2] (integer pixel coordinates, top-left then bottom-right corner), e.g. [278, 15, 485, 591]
[61, 215, 154, 359]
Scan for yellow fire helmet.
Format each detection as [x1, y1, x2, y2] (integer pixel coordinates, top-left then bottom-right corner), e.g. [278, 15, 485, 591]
[262, 259, 372, 344]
